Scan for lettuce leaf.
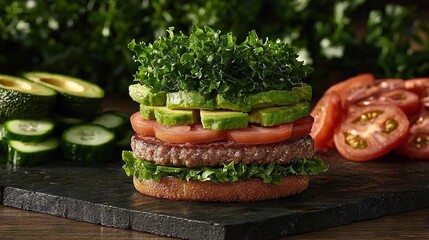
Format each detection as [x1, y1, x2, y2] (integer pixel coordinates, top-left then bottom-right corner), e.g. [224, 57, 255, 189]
[122, 151, 327, 185]
[128, 26, 313, 101]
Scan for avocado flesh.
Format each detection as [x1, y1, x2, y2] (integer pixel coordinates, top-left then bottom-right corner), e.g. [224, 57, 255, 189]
[215, 95, 251, 112]
[129, 84, 166, 106]
[248, 90, 299, 109]
[200, 110, 249, 130]
[0, 75, 56, 120]
[139, 104, 156, 120]
[154, 107, 196, 126]
[292, 83, 312, 101]
[167, 91, 216, 110]
[249, 102, 310, 126]
[23, 72, 104, 118]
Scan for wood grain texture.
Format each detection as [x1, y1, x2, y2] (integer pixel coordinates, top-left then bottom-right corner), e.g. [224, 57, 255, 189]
[1, 205, 428, 240]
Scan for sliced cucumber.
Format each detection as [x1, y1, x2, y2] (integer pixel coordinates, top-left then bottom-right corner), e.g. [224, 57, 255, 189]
[61, 124, 115, 161]
[0, 74, 56, 121]
[23, 72, 104, 118]
[3, 119, 55, 142]
[92, 111, 128, 137]
[7, 137, 59, 166]
[55, 115, 87, 134]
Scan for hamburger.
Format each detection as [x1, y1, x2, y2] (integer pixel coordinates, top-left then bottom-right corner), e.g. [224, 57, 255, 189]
[122, 26, 327, 202]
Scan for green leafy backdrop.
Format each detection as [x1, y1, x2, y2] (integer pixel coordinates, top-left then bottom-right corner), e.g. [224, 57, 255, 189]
[1, 0, 428, 96]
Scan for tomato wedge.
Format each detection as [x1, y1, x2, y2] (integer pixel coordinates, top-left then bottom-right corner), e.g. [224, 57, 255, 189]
[396, 105, 429, 160]
[325, 73, 374, 108]
[334, 105, 409, 161]
[227, 123, 293, 144]
[154, 123, 226, 143]
[310, 92, 342, 150]
[357, 89, 420, 115]
[130, 112, 156, 136]
[291, 115, 314, 139]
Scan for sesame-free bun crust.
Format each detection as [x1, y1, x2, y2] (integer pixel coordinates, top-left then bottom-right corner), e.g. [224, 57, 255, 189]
[133, 176, 309, 202]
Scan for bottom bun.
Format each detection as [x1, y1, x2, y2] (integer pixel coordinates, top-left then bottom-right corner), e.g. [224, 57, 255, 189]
[133, 176, 309, 202]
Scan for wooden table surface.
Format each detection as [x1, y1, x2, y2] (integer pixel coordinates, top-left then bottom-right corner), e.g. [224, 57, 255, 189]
[1, 205, 428, 240]
[2, 96, 429, 239]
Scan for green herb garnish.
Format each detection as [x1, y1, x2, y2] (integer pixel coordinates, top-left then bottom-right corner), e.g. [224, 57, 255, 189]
[128, 26, 313, 101]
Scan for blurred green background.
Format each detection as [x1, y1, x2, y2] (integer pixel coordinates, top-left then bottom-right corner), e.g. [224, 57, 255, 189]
[1, 0, 428, 97]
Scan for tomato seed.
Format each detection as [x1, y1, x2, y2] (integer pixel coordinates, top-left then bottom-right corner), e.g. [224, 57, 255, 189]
[353, 111, 382, 124]
[383, 118, 398, 134]
[344, 131, 367, 149]
[414, 134, 429, 148]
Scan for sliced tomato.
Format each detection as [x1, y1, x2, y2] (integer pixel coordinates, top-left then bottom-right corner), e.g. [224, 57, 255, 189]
[325, 73, 374, 108]
[290, 115, 314, 139]
[405, 78, 429, 97]
[154, 123, 226, 143]
[347, 78, 405, 104]
[130, 112, 156, 136]
[227, 123, 293, 144]
[310, 92, 342, 150]
[396, 107, 429, 160]
[357, 89, 420, 115]
[334, 105, 409, 161]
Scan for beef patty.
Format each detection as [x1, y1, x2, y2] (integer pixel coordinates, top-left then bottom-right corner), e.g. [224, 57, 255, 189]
[131, 134, 314, 167]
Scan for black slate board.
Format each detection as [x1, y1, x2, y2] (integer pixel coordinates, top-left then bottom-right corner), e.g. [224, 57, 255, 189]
[1, 150, 429, 240]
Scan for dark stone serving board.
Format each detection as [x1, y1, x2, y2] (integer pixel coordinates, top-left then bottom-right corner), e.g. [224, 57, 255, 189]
[1, 150, 429, 240]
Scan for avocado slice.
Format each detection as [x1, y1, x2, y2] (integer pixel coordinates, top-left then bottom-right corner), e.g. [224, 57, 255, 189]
[167, 91, 216, 110]
[248, 90, 299, 109]
[200, 110, 249, 130]
[0, 75, 56, 121]
[249, 102, 310, 126]
[292, 83, 312, 101]
[129, 83, 166, 106]
[154, 107, 196, 126]
[23, 72, 104, 118]
[215, 95, 251, 112]
[139, 104, 156, 120]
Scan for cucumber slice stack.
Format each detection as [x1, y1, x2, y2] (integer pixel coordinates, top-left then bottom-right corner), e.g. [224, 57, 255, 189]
[0, 110, 130, 166]
[2, 119, 58, 166]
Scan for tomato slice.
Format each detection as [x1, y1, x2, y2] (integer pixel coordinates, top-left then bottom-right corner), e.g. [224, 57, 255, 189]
[154, 123, 226, 143]
[334, 105, 409, 161]
[405, 78, 429, 97]
[396, 106, 429, 160]
[310, 92, 342, 150]
[357, 89, 420, 115]
[325, 73, 374, 108]
[130, 112, 156, 136]
[227, 123, 293, 144]
[291, 115, 314, 139]
[347, 78, 405, 104]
